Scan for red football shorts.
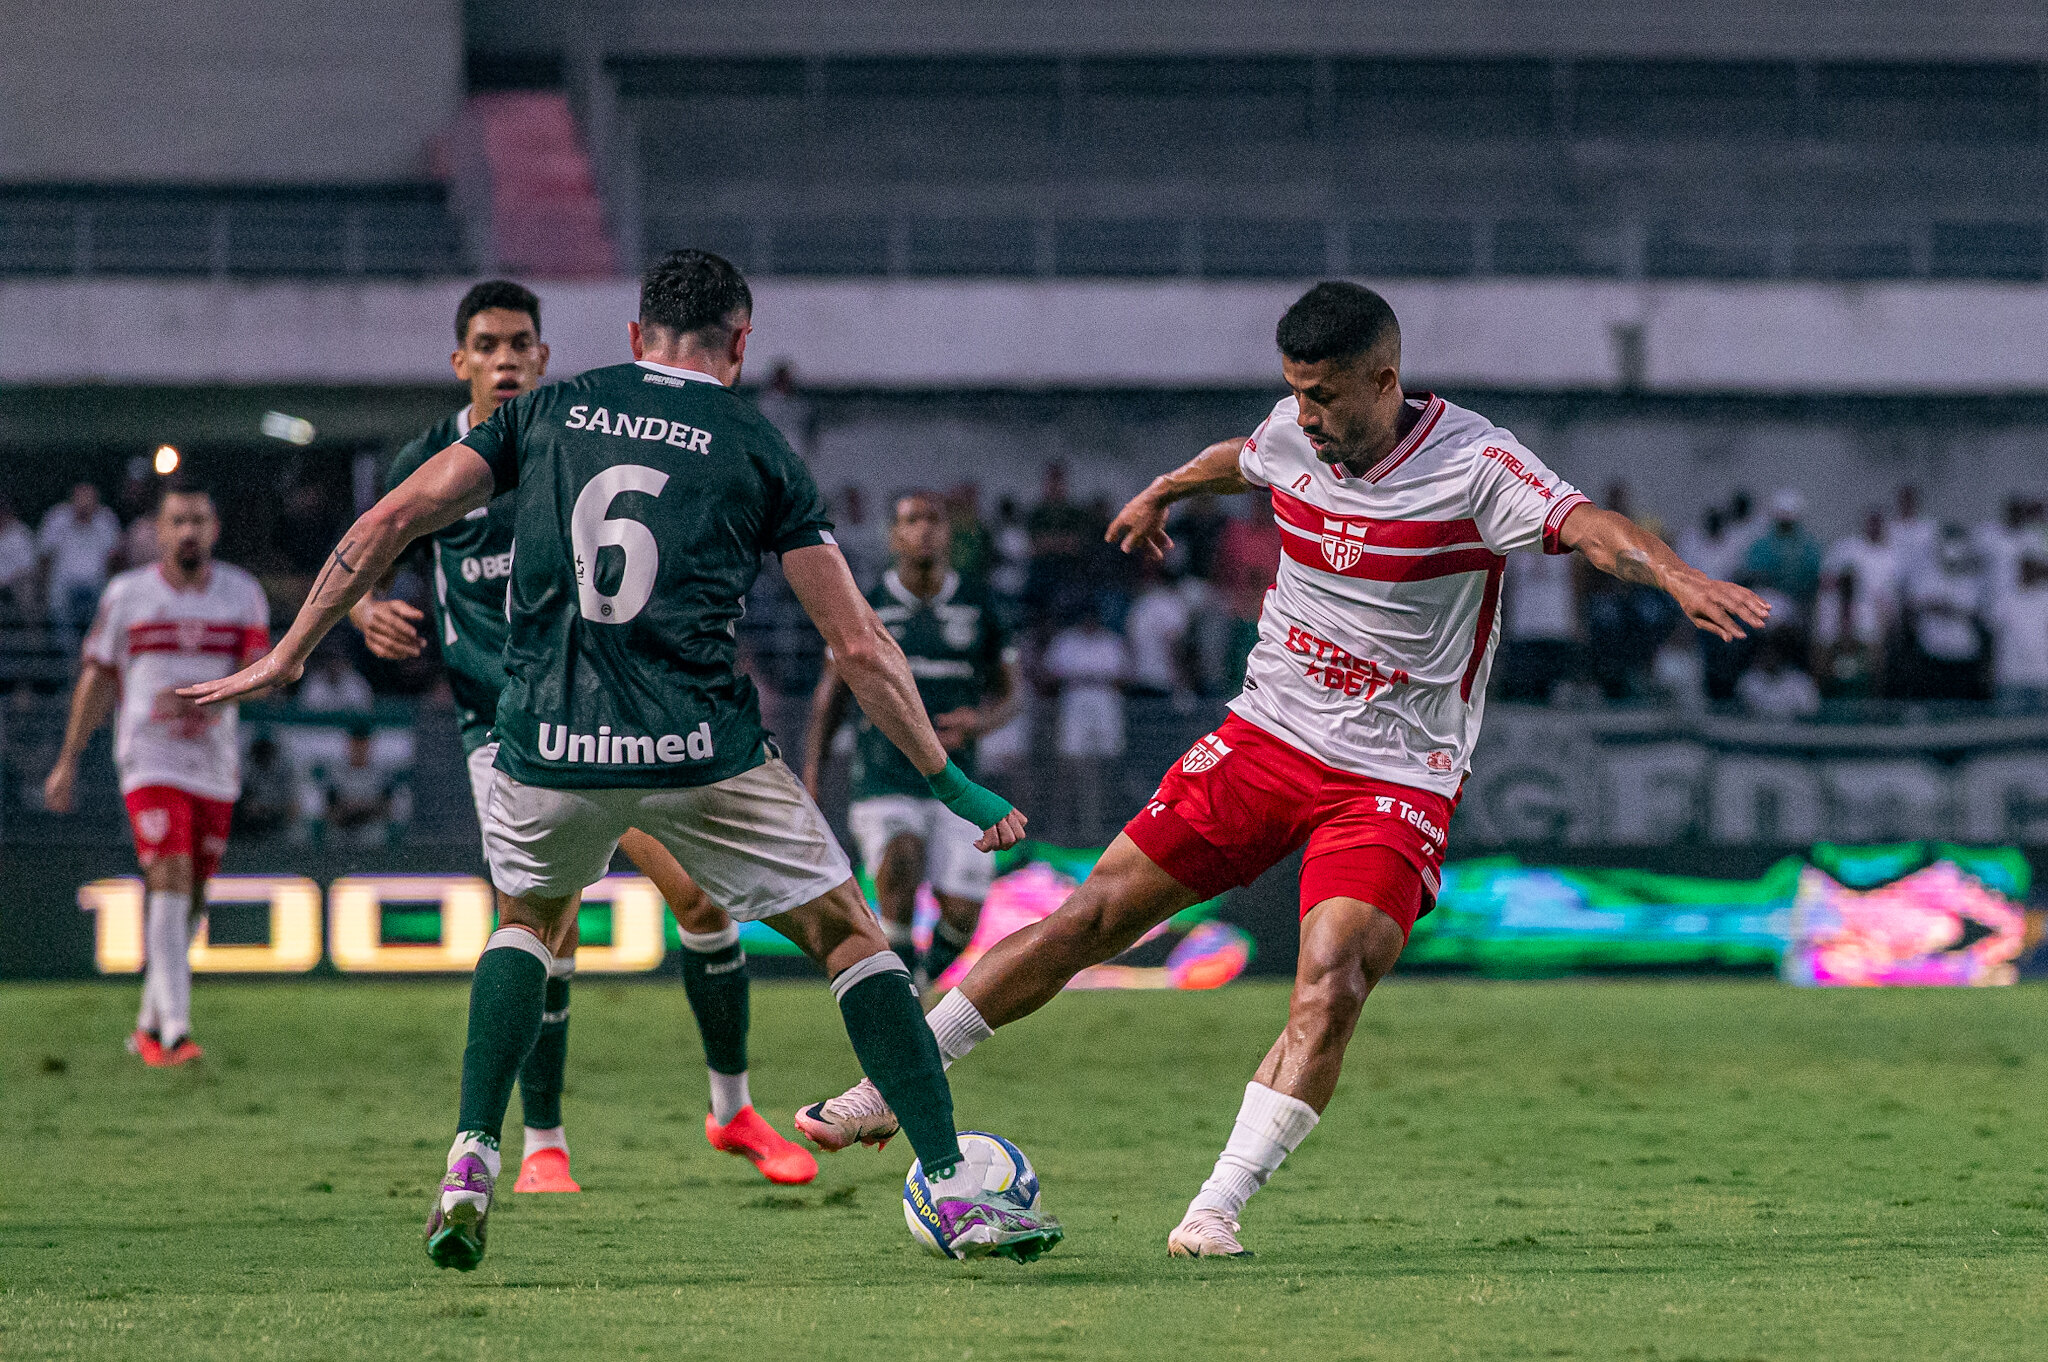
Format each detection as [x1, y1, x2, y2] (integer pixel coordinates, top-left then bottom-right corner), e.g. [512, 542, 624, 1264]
[1122, 715, 1459, 938]
[124, 785, 234, 882]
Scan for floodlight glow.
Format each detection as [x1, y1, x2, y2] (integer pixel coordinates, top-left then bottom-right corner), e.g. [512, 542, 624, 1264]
[153, 445, 180, 475]
[261, 411, 317, 445]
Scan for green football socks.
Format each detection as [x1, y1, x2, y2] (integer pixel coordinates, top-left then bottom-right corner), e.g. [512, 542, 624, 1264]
[456, 929, 550, 1141]
[515, 966, 572, 1131]
[678, 924, 750, 1076]
[833, 951, 962, 1177]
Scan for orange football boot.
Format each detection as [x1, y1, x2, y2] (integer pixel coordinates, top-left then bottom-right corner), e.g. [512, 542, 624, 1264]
[514, 1146, 581, 1193]
[126, 1030, 163, 1065]
[149, 1037, 203, 1067]
[707, 1106, 819, 1185]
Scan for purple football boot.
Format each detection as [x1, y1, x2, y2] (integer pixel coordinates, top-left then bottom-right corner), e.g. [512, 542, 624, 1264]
[424, 1151, 495, 1271]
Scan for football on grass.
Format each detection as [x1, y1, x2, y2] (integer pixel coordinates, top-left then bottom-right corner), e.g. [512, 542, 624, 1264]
[903, 1131, 1042, 1257]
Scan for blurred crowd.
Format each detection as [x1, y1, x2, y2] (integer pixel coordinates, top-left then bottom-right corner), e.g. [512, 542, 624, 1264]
[1503, 484, 2048, 718]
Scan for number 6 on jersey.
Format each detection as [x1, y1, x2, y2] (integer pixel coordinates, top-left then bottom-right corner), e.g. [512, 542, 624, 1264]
[571, 464, 669, 623]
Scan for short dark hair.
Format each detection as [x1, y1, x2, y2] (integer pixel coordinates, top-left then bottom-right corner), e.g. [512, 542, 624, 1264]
[639, 249, 752, 343]
[1276, 282, 1400, 365]
[455, 280, 542, 345]
[155, 475, 213, 511]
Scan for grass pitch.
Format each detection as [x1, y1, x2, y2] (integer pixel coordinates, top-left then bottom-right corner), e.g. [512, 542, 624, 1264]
[5, 977, 2046, 1360]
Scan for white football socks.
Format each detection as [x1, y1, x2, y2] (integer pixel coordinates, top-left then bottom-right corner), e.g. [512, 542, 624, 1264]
[1188, 1082, 1320, 1221]
[144, 890, 193, 1046]
[521, 1125, 568, 1157]
[708, 1069, 752, 1125]
[925, 989, 993, 1068]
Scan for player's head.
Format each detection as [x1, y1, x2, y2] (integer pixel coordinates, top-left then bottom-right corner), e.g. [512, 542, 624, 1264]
[154, 479, 218, 573]
[889, 491, 952, 569]
[452, 280, 548, 418]
[1275, 282, 1404, 468]
[631, 249, 753, 385]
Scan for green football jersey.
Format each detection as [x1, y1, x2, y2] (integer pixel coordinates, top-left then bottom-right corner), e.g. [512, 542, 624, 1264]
[461, 358, 834, 789]
[387, 407, 514, 755]
[850, 570, 1012, 801]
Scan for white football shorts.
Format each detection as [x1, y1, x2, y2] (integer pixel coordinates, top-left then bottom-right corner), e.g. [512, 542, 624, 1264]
[466, 742, 499, 851]
[846, 794, 996, 901]
[482, 756, 853, 921]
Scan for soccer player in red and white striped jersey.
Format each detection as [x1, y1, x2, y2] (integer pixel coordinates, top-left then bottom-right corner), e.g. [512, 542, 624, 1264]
[797, 283, 1769, 1256]
[43, 483, 270, 1066]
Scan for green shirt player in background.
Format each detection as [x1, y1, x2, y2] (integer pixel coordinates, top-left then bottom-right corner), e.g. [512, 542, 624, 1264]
[189, 249, 1063, 1271]
[347, 280, 817, 1196]
[803, 492, 1019, 996]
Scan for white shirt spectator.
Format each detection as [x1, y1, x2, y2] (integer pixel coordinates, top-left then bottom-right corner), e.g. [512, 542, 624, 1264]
[1736, 661, 1821, 720]
[1043, 622, 1128, 757]
[1125, 583, 1191, 693]
[1677, 521, 1741, 584]
[38, 501, 121, 593]
[1907, 558, 1986, 663]
[298, 658, 376, 712]
[1994, 548, 2048, 691]
[1505, 550, 1577, 641]
[1818, 533, 1899, 648]
[0, 518, 35, 593]
[1887, 512, 1939, 584]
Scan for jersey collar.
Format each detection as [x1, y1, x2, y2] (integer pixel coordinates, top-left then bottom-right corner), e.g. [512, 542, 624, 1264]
[635, 359, 725, 385]
[456, 405, 474, 437]
[884, 568, 959, 609]
[1344, 393, 1444, 483]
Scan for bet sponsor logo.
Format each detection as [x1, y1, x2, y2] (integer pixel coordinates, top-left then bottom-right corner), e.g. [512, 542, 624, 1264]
[536, 720, 717, 766]
[1283, 625, 1409, 700]
[565, 405, 713, 453]
[459, 550, 513, 584]
[1478, 444, 1553, 500]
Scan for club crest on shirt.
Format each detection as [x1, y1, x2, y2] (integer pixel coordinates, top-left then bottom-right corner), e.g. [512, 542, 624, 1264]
[135, 808, 170, 845]
[1320, 517, 1369, 573]
[1426, 750, 1454, 772]
[1180, 732, 1233, 774]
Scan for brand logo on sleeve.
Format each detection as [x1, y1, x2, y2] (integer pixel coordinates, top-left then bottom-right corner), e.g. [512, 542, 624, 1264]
[536, 721, 716, 765]
[565, 405, 712, 454]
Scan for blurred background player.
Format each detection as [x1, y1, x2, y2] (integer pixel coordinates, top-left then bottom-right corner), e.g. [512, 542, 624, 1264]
[802, 491, 1020, 995]
[348, 279, 815, 1193]
[41, 483, 269, 1066]
[798, 283, 1769, 1256]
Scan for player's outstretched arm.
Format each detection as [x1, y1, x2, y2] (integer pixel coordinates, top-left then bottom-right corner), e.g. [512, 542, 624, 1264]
[1560, 504, 1772, 643]
[800, 656, 854, 799]
[182, 444, 496, 706]
[1106, 436, 1252, 560]
[42, 661, 119, 813]
[783, 543, 1027, 852]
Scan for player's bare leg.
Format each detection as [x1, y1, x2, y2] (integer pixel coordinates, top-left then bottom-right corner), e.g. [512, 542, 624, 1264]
[430, 891, 579, 1269]
[1169, 896, 1404, 1259]
[872, 831, 925, 975]
[135, 853, 201, 1067]
[619, 828, 816, 1184]
[798, 834, 1200, 1148]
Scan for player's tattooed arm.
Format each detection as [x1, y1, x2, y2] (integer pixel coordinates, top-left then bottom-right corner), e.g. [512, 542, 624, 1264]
[181, 442, 495, 706]
[1108, 436, 1254, 560]
[1559, 503, 1772, 643]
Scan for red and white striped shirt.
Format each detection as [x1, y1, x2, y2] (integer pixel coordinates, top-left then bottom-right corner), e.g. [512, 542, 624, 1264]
[1229, 392, 1588, 795]
[82, 563, 271, 800]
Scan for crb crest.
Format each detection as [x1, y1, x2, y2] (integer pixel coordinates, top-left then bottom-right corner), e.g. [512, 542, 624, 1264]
[1180, 733, 1232, 774]
[1320, 517, 1369, 572]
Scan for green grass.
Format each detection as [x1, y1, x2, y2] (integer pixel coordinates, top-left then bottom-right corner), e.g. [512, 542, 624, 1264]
[4, 978, 2047, 1360]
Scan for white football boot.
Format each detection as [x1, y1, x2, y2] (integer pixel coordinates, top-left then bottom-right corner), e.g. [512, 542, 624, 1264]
[1167, 1208, 1254, 1258]
[793, 1076, 901, 1152]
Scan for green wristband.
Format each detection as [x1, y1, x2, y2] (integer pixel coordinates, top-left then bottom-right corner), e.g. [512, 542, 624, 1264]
[926, 760, 1015, 831]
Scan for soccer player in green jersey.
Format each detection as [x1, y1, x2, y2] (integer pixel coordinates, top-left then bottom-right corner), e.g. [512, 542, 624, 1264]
[349, 281, 815, 1194]
[186, 249, 1063, 1270]
[801, 492, 1019, 1000]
